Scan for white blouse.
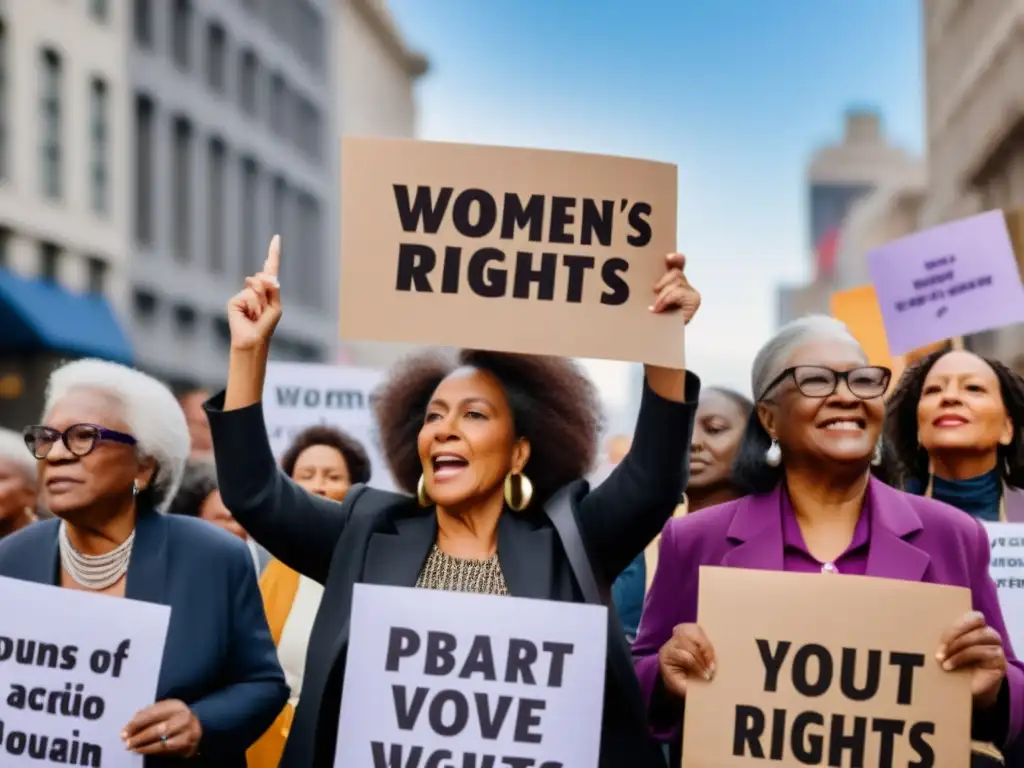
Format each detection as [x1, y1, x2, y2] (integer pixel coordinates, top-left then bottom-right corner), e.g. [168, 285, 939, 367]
[276, 574, 325, 708]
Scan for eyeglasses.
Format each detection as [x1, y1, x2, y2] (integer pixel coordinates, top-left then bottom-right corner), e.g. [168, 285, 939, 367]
[23, 423, 137, 460]
[760, 366, 892, 401]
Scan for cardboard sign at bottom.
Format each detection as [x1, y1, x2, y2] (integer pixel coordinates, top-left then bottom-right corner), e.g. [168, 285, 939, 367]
[682, 567, 972, 768]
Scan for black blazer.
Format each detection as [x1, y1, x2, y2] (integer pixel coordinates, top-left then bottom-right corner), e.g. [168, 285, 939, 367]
[205, 372, 700, 768]
[0, 509, 289, 767]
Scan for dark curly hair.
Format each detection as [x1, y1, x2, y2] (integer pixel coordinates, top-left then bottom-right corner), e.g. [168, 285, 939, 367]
[279, 425, 372, 484]
[373, 349, 603, 505]
[885, 349, 1024, 488]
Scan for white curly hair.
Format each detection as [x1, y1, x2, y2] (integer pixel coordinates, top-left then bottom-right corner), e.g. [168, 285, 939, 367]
[0, 427, 37, 485]
[43, 359, 190, 512]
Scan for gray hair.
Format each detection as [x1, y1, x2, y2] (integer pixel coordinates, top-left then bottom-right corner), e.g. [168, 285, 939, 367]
[751, 315, 863, 401]
[43, 359, 190, 512]
[0, 427, 36, 485]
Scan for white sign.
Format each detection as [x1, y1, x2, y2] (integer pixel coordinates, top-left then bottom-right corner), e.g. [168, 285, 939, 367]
[0, 576, 170, 767]
[262, 362, 396, 491]
[335, 584, 607, 768]
[984, 523, 1024, 655]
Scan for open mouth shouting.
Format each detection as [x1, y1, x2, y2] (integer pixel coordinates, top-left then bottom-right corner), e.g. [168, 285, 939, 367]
[431, 453, 470, 482]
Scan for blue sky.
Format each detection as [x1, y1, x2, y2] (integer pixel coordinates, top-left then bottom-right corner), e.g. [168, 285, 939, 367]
[387, 0, 924, 409]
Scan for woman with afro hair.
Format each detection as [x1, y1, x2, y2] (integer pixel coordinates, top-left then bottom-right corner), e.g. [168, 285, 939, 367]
[204, 237, 702, 768]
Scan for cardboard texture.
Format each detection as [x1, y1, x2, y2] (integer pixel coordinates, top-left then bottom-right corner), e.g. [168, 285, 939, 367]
[682, 567, 972, 768]
[340, 137, 683, 366]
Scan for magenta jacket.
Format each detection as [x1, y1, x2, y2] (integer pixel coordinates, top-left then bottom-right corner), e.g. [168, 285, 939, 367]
[632, 476, 1024, 750]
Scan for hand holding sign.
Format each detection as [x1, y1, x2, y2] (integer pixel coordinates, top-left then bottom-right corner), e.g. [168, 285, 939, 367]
[658, 622, 716, 698]
[122, 698, 202, 757]
[228, 235, 283, 351]
[651, 252, 700, 321]
[937, 610, 1008, 708]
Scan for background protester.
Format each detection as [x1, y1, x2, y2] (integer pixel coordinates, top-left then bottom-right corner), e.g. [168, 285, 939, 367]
[248, 424, 372, 768]
[168, 458, 270, 573]
[0, 359, 287, 766]
[632, 316, 1024, 765]
[886, 349, 1024, 522]
[612, 387, 752, 641]
[206, 238, 701, 768]
[176, 386, 214, 459]
[0, 426, 39, 538]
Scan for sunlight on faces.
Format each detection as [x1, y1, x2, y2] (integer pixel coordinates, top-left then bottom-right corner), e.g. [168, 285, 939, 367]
[916, 351, 1013, 455]
[291, 444, 352, 501]
[417, 367, 530, 510]
[688, 390, 747, 490]
[39, 389, 154, 519]
[198, 490, 246, 540]
[758, 339, 883, 467]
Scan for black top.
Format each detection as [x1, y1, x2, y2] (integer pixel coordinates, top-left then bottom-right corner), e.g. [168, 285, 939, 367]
[205, 372, 700, 768]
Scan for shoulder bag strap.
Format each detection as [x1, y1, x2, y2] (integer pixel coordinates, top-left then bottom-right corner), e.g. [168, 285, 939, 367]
[544, 484, 611, 606]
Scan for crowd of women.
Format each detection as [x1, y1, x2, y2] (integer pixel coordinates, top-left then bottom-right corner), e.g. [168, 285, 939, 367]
[0, 236, 1022, 767]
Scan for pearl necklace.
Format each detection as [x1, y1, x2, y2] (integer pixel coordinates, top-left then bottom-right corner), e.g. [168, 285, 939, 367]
[58, 521, 135, 590]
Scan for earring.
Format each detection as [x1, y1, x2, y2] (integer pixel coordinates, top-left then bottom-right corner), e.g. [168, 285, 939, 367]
[416, 475, 431, 507]
[764, 440, 782, 467]
[871, 440, 883, 467]
[503, 472, 534, 512]
[132, 480, 139, 497]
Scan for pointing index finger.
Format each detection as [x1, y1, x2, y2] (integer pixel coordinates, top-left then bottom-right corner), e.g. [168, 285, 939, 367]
[263, 235, 281, 278]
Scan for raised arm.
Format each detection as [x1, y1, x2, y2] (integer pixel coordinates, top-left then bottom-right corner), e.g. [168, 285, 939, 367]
[206, 235, 351, 584]
[575, 251, 701, 581]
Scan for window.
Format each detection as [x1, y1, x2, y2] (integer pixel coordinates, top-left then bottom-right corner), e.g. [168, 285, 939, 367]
[241, 157, 260, 279]
[89, 78, 110, 216]
[269, 73, 287, 135]
[205, 22, 227, 93]
[294, 0, 325, 72]
[239, 49, 259, 115]
[171, 117, 193, 263]
[89, 0, 109, 23]
[207, 138, 226, 273]
[39, 49, 63, 200]
[134, 95, 155, 246]
[39, 242, 61, 283]
[272, 174, 289, 270]
[133, 289, 158, 323]
[297, 192, 321, 306]
[0, 227, 10, 269]
[0, 22, 8, 180]
[134, 0, 153, 48]
[294, 95, 321, 160]
[86, 256, 107, 294]
[171, 0, 192, 70]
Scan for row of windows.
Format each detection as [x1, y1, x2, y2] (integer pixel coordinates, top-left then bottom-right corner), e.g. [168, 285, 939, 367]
[0, 228, 109, 295]
[236, 0, 326, 73]
[133, 95, 324, 307]
[134, 0, 324, 161]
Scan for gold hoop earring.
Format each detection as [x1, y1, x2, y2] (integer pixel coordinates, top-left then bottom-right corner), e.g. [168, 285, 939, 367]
[416, 474, 431, 507]
[503, 472, 533, 512]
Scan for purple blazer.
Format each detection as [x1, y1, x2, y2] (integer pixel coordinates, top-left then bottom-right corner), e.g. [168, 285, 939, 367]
[632, 476, 1024, 748]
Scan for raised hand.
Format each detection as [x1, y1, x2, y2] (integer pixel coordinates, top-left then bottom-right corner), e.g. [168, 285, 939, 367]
[651, 252, 700, 323]
[228, 236, 283, 351]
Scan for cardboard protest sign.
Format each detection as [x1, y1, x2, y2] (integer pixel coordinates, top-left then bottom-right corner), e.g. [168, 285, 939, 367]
[340, 137, 681, 366]
[262, 362, 396, 490]
[334, 584, 607, 768]
[0, 576, 170, 767]
[867, 209, 1024, 355]
[983, 523, 1024, 656]
[682, 567, 971, 768]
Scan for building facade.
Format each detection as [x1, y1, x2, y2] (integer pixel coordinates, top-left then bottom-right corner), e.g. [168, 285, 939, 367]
[336, 0, 428, 370]
[0, 0, 133, 427]
[128, 0, 340, 389]
[776, 110, 920, 327]
[921, 0, 1024, 371]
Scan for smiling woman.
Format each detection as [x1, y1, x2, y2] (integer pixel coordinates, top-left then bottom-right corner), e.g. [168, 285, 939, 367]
[631, 315, 1024, 764]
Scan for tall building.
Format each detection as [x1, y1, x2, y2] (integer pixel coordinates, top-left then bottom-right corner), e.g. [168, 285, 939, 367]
[0, 0, 133, 425]
[336, 0, 428, 370]
[776, 110, 920, 326]
[920, 0, 1024, 371]
[128, 0, 339, 389]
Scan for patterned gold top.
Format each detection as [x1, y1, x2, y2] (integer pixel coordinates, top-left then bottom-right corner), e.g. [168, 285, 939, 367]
[415, 544, 509, 596]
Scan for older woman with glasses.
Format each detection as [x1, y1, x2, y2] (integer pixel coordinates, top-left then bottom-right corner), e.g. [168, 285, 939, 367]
[0, 359, 287, 767]
[632, 315, 1024, 763]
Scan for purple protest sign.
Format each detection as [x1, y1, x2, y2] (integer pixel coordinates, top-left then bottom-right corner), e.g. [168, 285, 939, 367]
[867, 210, 1024, 355]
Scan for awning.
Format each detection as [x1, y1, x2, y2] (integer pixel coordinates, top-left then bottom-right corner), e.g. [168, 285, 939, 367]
[0, 269, 133, 364]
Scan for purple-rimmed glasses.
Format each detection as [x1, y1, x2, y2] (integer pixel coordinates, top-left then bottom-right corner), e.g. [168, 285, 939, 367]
[23, 423, 137, 460]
